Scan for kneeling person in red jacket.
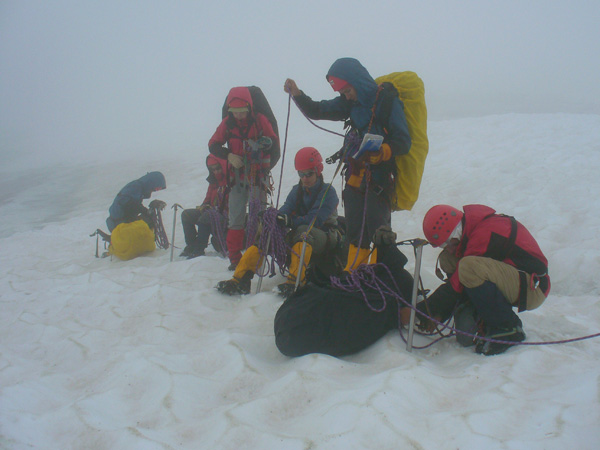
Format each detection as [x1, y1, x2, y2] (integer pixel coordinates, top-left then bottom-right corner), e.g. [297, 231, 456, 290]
[410, 204, 551, 355]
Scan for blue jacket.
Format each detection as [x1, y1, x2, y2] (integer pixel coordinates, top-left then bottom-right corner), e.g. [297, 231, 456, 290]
[106, 171, 166, 232]
[295, 58, 411, 188]
[279, 178, 338, 230]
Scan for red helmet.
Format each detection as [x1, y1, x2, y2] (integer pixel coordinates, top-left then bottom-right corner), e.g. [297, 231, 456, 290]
[423, 205, 464, 247]
[294, 147, 323, 175]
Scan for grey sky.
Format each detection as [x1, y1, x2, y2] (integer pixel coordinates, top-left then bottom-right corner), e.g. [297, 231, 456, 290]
[1, 0, 599, 166]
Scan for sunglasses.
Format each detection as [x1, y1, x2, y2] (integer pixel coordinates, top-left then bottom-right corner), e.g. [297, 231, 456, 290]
[298, 170, 316, 178]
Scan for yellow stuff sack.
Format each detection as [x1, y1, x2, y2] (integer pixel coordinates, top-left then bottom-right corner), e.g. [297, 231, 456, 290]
[109, 220, 156, 260]
[375, 72, 428, 211]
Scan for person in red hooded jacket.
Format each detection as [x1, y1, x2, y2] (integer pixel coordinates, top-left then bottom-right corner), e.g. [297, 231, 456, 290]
[179, 155, 229, 259]
[408, 204, 551, 356]
[209, 87, 279, 270]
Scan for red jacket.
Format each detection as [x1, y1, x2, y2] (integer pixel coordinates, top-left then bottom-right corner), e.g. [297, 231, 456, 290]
[450, 204, 550, 296]
[202, 155, 229, 210]
[208, 87, 278, 185]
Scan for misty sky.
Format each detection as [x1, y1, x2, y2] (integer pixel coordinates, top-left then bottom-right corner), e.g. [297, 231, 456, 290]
[1, 0, 599, 167]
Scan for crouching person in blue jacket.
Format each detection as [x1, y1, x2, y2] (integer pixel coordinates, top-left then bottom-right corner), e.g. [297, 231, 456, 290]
[106, 171, 167, 233]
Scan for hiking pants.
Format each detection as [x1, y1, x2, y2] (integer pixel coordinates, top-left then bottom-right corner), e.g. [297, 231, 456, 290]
[442, 254, 547, 311]
[343, 185, 391, 248]
[228, 182, 267, 230]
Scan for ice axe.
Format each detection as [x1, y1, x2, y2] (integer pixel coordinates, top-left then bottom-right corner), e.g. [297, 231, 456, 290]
[406, 239, 427, 352]
[170, 203, 183, 262]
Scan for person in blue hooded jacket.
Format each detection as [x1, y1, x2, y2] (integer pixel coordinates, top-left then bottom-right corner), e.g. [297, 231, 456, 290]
[284, 58, 411, 272]
[106, 171, 167, 232]
[216, 147, 341, 298]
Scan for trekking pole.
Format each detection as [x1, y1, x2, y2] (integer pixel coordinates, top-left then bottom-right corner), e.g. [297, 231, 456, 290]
[255, 232, 271, 294]
[94, 232, 99, 258]
[170, 203, 183, 262]
[294, 238, 308, 291]
[407, 239, 427, 352]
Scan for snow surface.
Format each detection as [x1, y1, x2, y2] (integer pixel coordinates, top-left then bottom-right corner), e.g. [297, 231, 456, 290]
[1, 113, 600, 449]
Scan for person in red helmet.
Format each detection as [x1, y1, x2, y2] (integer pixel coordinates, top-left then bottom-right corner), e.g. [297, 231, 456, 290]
[209, 87, 279, 270]
[216, 147, 341, 297]
[406, 204, 551, 355]
[179, 155, 229, 259]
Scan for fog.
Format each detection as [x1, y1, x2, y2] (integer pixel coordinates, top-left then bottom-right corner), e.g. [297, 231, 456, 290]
[1, 0, 599, 167]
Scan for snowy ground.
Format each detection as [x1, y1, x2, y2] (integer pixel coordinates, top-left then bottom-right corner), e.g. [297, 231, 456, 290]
[1, 113, 600, 449]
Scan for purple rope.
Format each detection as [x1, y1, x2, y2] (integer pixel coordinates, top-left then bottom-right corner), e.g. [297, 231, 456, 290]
[255, 207, 289, 277]
[275, 94, 292, 209]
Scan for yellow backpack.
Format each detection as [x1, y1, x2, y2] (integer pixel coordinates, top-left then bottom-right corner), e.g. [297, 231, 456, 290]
[109, 219, 156, 260]
[375, 72, 428, 211]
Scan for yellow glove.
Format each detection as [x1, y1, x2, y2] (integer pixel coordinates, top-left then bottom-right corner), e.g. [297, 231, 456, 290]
[368, 143, 392, 165]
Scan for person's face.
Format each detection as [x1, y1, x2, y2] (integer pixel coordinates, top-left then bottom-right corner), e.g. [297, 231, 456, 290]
[232, 111, 248, 121]
[298, 170, 317, 188]
[339, 85, 357, 102]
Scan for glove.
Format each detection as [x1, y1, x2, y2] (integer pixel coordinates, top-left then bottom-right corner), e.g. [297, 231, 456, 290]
[257, 136, 273, 151]
[276, 213, 292, 228]
[227, 153, 244, 169]
[373, 225, 397, 247]
[149, 199, 167, 210]
[368, 143, 392, 165]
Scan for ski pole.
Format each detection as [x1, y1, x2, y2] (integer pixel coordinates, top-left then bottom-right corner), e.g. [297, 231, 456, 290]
[407, 239, 426, 352]
[255, 232, 271, 294]
[170, 203, 183, 262]
[294, 238, 308, 291]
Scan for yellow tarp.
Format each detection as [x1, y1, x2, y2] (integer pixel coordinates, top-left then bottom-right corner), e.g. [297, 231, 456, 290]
[375, 72, 429, 211]
[109, 220, 156, 260]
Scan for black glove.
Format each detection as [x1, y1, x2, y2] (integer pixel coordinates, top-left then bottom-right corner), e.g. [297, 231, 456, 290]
[257, 136, 273, 151]
[373, 225, 397, 247]
[149, 199, 167, 210]
[276, 213, 292, 228]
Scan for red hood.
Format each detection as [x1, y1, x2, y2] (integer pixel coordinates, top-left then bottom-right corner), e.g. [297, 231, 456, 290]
[226, 86, 253, 110]
[206, 154, 228, 185]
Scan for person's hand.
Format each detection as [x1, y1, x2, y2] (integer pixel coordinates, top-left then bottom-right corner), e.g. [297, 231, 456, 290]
[276, 213, 292, 228]
[227, 153, 244, 169]
[149, 199, 167, 210]
[367, 143, 392, 165]
[284, 79, 301, 96]
[373, 225, 397, 247]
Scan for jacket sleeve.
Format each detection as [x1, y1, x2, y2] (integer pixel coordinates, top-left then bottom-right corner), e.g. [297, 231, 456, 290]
[292, 185, 338, 229]
[385, 99, 412, 156]
[208, 120, 230, 160]
[278, 187, 297, 216]
[293, 92, 351, 122]
[202, 183, 217, 206]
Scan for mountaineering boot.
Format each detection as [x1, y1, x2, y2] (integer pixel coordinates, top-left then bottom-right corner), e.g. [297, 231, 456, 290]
[475, 325, 525, 356]
[186, 247, 205, 259]
[227, 228, 245, 269]
[343, 244, 371, 272]
[287, 242, 313, 286]
[216, 271, 253, 296]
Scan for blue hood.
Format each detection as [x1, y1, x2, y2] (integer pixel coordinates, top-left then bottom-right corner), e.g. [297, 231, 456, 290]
[326, 58, 379, 110]
[139, 171, 166, 199]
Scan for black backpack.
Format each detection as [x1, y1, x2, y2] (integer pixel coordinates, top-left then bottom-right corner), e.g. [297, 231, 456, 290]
[221, 86, 280, 168]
